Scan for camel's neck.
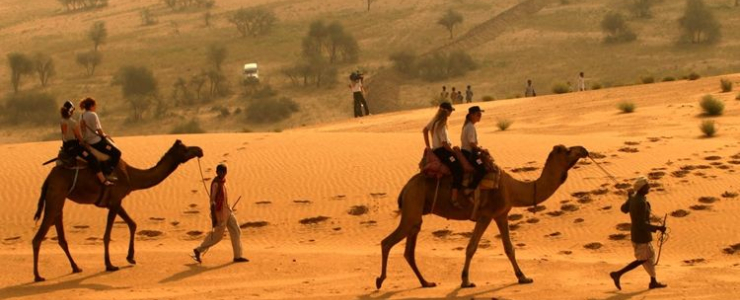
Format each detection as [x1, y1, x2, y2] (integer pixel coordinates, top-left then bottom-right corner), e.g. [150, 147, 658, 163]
[506, 159, 567, 208]
[126, 154, 180, 191]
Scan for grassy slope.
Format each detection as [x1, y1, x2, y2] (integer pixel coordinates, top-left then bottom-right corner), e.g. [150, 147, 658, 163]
[0, 0, 739, 143]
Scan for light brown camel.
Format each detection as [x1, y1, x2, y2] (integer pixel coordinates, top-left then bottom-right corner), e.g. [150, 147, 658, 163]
[32, 140, 203, 282]
[376, 145, 589, 289]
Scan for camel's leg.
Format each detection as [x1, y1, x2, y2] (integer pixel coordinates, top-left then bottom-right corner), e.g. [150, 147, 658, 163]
[461, 217, 492, 288]
[103, 206, 120, 272]
[116, 207, 137, 265]
[404, 221, 436, 288]
[376, 218, 413, 290]
[32, 214, 57, 282]
[54, 214, 82, 274]
[495, 216, 533, 284]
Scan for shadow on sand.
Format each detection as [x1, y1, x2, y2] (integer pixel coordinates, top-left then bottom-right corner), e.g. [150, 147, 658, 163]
[0, 267, 132, 299]
[588, 289, 649, 300]
[358, 282, 518, 300]
[159, 262, 232, 284]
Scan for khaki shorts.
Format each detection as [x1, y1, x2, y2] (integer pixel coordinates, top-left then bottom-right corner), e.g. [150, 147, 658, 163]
[632, 242, 655, 261]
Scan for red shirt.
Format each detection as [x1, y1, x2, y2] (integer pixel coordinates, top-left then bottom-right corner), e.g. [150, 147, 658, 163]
[210, 177, 227, 211]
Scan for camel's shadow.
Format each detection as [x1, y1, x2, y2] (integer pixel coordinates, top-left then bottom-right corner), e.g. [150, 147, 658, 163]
[358, 282, 517, 300]
[0, 267, 132, 299]
[159, 262, 232, 284]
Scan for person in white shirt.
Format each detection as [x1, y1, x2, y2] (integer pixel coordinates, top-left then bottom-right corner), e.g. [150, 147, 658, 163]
[79, 98, 121, 177]
[349, 72, 370, 117]
[577, 72, 586, 92]
[525, 79, 536, 97]
[423, 102, 463, 207]
[461, 106, 487, 197]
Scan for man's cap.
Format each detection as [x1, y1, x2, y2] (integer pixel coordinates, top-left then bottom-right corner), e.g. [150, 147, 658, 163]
[468, 106, 484, 114]
[439, 102, 455, 111]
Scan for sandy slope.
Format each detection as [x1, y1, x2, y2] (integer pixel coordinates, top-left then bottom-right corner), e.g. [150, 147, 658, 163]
[2, 75, 740, 299]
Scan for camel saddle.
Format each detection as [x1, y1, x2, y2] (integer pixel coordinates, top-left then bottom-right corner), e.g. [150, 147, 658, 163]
[419, 148, 501, 190]
[56, 143, 113, 169]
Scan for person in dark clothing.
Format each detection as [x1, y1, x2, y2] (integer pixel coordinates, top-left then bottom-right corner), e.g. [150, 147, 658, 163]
[465, 85, 473, 103]
[59, 100, 113, 186]
[349, 72, 370, 117]
[79, 98, 121, 176]
[461, 106, 486, 197]
[610, 176, 667, 290]
[423, 102, 463, 207]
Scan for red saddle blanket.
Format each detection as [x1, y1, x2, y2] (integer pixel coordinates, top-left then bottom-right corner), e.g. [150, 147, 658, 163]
[419, 148, 501, 189]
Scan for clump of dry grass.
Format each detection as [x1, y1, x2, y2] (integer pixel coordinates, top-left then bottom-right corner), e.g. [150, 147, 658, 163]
[497, 119, 513, 131]
[700, 95, 724, 116]
[617, 101, 635, 113]
[720, 78, 733, 93]
[700, 120, 717, 137]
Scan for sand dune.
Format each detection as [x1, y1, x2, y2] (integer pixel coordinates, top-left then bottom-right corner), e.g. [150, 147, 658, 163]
[2, 75, 740, 299]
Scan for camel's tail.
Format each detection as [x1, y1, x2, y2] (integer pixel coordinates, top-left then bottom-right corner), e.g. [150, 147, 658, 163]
[34, 177, 50, 221]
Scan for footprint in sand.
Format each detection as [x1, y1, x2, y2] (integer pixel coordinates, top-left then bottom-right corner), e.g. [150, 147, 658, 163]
[683, 258, 706, 265]
[559, 250, 573, 255]
[360, 220, 377, 226]
[183, 210, 200, 214]
[508, 214, 524, 221]
[509, 223, 521, 231]
[561, 204, 579, 212]
[240, 221, 269, 229]
[332, 195, 346, 200]
[618, 147, 639, 153]
[723, 244, 740, 255]
[546, 232, 562, 238]
[527, 206, 546, 213]
[614, 183, 631, 190]
[689, 204, 711, 211]
[705, 156, 722, 161]
[730, 160, 740, 165]
[189, 203, 198, 208]
[624, 141, 641, 146]
[601, 206, 612, 211]
[432, 229, 453, 238]
[511, 166, 539, 173]
[370, 192, 387, 198]
[149, 217, 165, 221]
[699, 197, 718, 204]
[348, 205, 369, 216]
[527, 218, 540, 224]
[73, 225, 90, 229]
[136, 230, 163, 238]
[616, 223, 631, 231]
[589, 152, 607, 159]
[671, 209, 690, 218]
[332, 227, 342, 231]
[574, 218, 585, 223]
[584, 242, 603, 250]
[609, 233, 629, 241]
[171, 221, 180, 226]
[299, 216, 330, 225]
[2, 236, 22, 245]
[293, 200, 312, 204]
[722, 191, 738, 198]
[255, 201, 272, 205]
[547, 211, 564, 217]
[648, 171, 666, 180]
[647, 137, 661, 143]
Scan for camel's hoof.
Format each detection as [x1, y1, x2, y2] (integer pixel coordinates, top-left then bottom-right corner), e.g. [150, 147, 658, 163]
[461, 282, 476, 288]
[127, 257, 136, 265]
[72, 267, 83, 273]
[106, 266, 120, 272]
[34, 276, 46, 282]
[421, 282, 437, 288]
[518, 277, 534, 284]
[375, 277, 384, 290]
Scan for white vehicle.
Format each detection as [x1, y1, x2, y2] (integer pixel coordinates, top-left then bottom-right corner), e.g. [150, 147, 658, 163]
[243, 63, 259, 81]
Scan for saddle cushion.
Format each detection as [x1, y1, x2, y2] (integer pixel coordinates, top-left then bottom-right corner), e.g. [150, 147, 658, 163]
[420, 148, 501, 189]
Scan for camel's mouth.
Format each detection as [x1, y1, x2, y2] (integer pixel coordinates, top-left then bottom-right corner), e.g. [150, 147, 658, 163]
[569, 146, 589, 159]
[188, 147, 204, 159]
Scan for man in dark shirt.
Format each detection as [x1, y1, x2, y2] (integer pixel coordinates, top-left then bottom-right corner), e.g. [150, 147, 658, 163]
[610, 176, 667, 290]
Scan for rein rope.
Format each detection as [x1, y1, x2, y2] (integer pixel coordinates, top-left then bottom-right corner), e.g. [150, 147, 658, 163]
[429, 178, 441, 214]
[196, 157, 213, 257]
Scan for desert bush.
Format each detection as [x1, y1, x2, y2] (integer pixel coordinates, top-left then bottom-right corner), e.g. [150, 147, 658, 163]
[416, 51, 476, 82]
[302, 20, 358, 64]
[164, 0, 214, 10]
[246, 96, 299, 123]
[552, 82, 570, 94]
[662, 76, 676, 82]
[641, 76, 655, 84]
[601, 12, 637, 43]
[720, 78, 733, 93]
[629, 0, 656, 19]
[699, 94, 723, 116]
[591, 82, 602, 90]
[229, 7, 277, 38]
[2, 91, 56, 125]
[59, 0, 107, 12]
[700, 120, 716, 137]
[75, 51, 102, 76]
[113, 66, 158, 120]
[679, 0, 721, 44]
[482, 95, 495, 102]
[389, 50, 417, 76]
[497, 119, 513, 131]
[437, 9, 463, 39]
[140, 8, 157, 26]
[33, 53, 55, 87]
[688, 72, 700, 80]
[210, 105, 230, 117]
[206, 43, 227, 72]
[7, 52, 34, 92]
[171, 120, 205, 134]
[88, 21, 107, 51]
[617, 101, 636, 113]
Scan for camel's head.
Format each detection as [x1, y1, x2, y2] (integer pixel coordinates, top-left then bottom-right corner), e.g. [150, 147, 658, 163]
[169, 140, 204, 163]
[548, 145, 589, 183]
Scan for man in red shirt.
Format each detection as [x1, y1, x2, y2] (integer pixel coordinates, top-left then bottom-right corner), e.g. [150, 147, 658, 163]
[192, 163, 248, 263]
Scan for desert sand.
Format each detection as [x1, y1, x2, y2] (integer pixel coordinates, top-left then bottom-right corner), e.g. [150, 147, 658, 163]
[2, 75, 740, 299]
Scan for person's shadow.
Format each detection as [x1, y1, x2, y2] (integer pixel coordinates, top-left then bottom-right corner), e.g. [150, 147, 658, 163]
[0, 267, 132, 299]
[357, 282, 517, 300]
[159, 262, 232, 284]
[587, 289, 649, 300]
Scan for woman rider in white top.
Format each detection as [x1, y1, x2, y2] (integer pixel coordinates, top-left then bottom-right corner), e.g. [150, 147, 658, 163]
[461, 106, 487, 197]
[59, 101, 113, 186]
[79, 97, 121, 177]
[423, 102, 464, 207]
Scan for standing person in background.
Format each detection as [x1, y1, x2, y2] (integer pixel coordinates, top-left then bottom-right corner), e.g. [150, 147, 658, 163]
[465, 85, 474, 103]
[457, 91, 464, 104]
[451, 87, 457, 103]
[192, 163, 249, 264]
[441, 85, 449, 101]
[577, 72, 586, 92]
[609, 177, 668, 291]
[349, 71, 370, 117]
[525, 79, 537, 97]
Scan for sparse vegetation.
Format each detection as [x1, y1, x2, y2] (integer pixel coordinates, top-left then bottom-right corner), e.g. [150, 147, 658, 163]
[437, 9, 463, 39]
[302, 20, 359, 64]
[497, 119, 513, 131]
[171, 120, 205, 134]
[552, 82, 570, 94]
[32, 53, 55, 87]
[591, 82, 602, 90]
[700, 120, 716, 137]
[720, 78, 733, 93]
[163, 0, 214, 11]
[679, 0, 721, 44]
[389, 50, 417, 76]
[688, 72, 701, 80]
[629, 0, 656, 18]
[699, 94, 724, 116]
[618, 101, 636, 113]
[76, 51, 102, 76]
[246, 97, 299, 124]
[88, 21, 107, 51]
[482, 95, 495, 102]
[113, 66, 158, 120]
[206, 43, 227, 72]
[58, 0, 107, 12]
[2, 91, 56, 124]
[140, 8, 157, 26]
[7, 52, 34, 93]
[663, 76, 676, 82]
[364, 0, 376, 11]
[641, 76, 655, 84]
[229, 7, 277, 38]
[601, 12, 637, 43]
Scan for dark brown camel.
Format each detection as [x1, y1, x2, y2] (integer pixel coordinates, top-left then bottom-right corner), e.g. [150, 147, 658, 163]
[376, 145, 588, 289]
[32, 140, 203, 282]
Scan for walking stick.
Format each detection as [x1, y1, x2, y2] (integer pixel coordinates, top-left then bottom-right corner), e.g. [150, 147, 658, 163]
[429, 178, 441, 214]
[231, 196, 242, 211]
[655, 214, 668, 266]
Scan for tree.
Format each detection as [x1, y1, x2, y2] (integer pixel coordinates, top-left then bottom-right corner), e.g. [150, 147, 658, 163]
[229, 8, 277, 38]
[437, 9, 463, 39]
[601, 12, 637, 43]
[629, 0, 656, 18]
[301, 20, 359, 64]
[7, 52, 34, 93]
[172, 77, 191, 104]
[679, 0, 721, 44]
[113, 66, 158, 120]
[203, 11, 212, 27]
[206, 70, 227, 97]
[190, 72, 207, 101]
[206, 44, 227, 72]
[89, 21, 107, 51]
[76, 51, 102, 76]
[33, 53, 55, 87]
[365, 0, 376, 11]
[141, 8, 157, 26]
